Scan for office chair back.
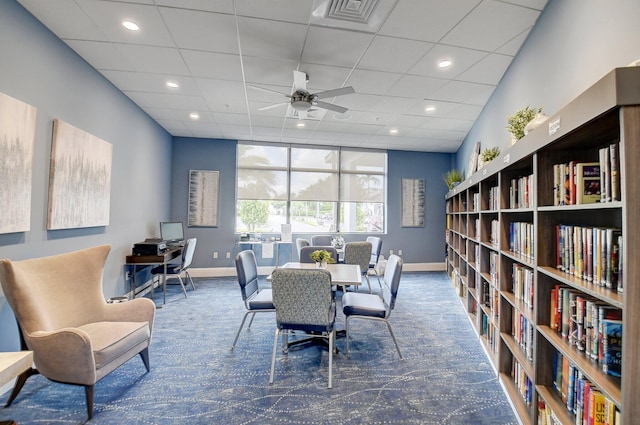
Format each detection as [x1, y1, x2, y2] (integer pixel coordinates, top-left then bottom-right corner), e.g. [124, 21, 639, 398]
[311, 235, 333, 246]
[180, 238, 197, 271]
[366, 236, 382, 266]
[299, 246, 338, 263]
[235, 249, 260, 303]
[382, 254, 403, 312]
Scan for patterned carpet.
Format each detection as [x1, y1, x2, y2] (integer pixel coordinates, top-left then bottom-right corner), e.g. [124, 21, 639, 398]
[1, 272, 517, 424]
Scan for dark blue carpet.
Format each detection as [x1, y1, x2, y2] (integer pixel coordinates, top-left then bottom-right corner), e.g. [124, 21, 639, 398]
[1, 272, 517, 424]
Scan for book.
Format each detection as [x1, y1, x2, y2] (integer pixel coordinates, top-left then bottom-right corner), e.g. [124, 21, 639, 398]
[609, 142, 620, 201]
[575, 162, 601, 204]
[601, 319, 622, 377]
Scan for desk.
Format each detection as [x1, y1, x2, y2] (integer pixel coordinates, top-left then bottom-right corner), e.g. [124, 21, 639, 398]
[270, 262, 362, 287]
[239, 240, 292, 267]
[125, 247, 182, 306]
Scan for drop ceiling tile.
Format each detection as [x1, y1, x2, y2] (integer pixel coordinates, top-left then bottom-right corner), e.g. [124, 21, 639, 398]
[18, 0, 106, 40]
[66, 40, 135, 71]
[298, 64, 353, 92]
[332, 93, 381, 112]
[75, 0, 174, 46]
[196, 79, 248, 113]
[456, 53, 513, 85]
[115, 44, 190, 75]
[242, 57, 300, 86]
[236, 17, 307, 61]
[301, 26, 373, 68]
[154, 0, 234, 14]
[378, 0, 481, 42]
[369, 97, 421, 114]
[386, 75, 448, 98]
[408, 45, 488, 78]
[441, 0, 541, 51]
[144, 107, 210, 121]
[213, 113, 251, 125]
[159, 7, 239, 53]
[357, 36, 433, 74]
[124, 91, 208, 110]
[420, 116, 475, 132]
[181, 50, 243, 80]
[345, 69, 402, 96]
[496, 30, 530, 56]
[502, 0, 548, 11]
[234, 0, 314, 24]
[357, 112, 396, 126]
[100, 71, 201, 94]
[430, 80, 495, 105]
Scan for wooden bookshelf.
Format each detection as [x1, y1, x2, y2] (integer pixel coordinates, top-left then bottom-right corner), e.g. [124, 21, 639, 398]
[445, 67, 640, 425]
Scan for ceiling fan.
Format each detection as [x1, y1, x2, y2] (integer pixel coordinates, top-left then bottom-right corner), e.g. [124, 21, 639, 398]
[251, 70, 355, 119]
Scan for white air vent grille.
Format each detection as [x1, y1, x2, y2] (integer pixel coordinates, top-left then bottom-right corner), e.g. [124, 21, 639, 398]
[326, 0, 379, 24]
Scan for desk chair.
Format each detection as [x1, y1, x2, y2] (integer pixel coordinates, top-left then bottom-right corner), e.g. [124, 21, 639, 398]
[366, 236, 383, 287]
[343, 241, 373, 293]
[342, 254, 403, 359]
[232, 250, 275, 349]
[269, 268, 336, 388]
[311, 235, 333, 246]
[0, 245, 155, 420]
[151, 237, 197, 298]
[299, 246, 338, 263]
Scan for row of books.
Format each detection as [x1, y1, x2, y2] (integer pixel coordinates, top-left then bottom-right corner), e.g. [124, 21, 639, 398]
[490, 219, 499, 246]
[511, 359, 533, 407]
[489, 251, 499, 284]
[508, 174, 533, 209]
[555, 224, 623, 291]
[551, 142, 620, 206]
[472, 192, 480, 212]
[552, 351, 620, 425]
[512, 263, 534, 309]
[509, 221, 534, 259]
[478, 310, 498, 353]
[550, 285, 623, 377]
[488, 185, 499, 210]
[512, 308, 534, 361]
[482, 279, 499, 320]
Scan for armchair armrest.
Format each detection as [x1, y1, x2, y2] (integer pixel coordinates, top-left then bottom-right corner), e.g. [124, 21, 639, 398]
[101, 298, 156, 332]
[28, 328, 96, 385]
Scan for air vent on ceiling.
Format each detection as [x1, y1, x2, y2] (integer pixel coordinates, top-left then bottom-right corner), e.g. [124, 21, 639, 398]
[326, 0, 379, 24]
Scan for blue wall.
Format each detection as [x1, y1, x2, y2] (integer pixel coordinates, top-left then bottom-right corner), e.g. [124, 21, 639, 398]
[0, 0, 173, 351]
[169, 139, 452, 267]
[456, 0, 640, 173]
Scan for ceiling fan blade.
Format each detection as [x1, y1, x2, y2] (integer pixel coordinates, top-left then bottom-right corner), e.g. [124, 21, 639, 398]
[314, 100, 348, 114]
[313, 86, 355, 99]
[248, 85, 289, 97]
[257, 102, 289, 111]
[293, 70, 307, 91]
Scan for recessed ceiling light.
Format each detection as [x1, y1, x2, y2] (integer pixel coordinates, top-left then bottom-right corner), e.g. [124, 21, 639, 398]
[438, 59, 452, 68]
[333, 113, 351, 121]
[166, 81, 179, 89]
[122, 20, 139, 31]
[189, 112, 199, 120]
[389, 128, 398, 134]
[425, 105, 436, 113]
[296, 122, 305, 128]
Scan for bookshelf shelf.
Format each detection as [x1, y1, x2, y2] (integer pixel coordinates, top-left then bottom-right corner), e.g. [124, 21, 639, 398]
[444, 67, 640, 424]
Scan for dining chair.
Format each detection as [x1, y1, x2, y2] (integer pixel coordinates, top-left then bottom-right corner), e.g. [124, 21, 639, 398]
[269, 268, 336, 388]
[342, 254, 404, 359]
[311, 235, 333, 246]
[366, 236, 383, 287]
[343, 241, 373, 293]
[295, 237, 310, 260]
[151, 237, 197, 298]
[299, 246, 338, 263]
[232, 250, 275, 349]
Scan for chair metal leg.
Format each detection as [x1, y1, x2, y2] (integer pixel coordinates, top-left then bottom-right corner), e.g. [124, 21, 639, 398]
[364, 274, 372, 293]
[328, 329, 334, 389]
[269, 328, 281, 384]
[185, 271, 196, 290]
[176, 275, 188, 298]
[345, 316, 351, 358]
[385, 321, 403, 360]
[231, 311, 253, 349]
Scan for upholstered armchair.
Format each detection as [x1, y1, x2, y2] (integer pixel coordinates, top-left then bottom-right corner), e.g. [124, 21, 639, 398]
[0, 245, 155, 419]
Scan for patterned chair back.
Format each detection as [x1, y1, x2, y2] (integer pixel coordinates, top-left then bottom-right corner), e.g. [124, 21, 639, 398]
[344, 241, 372, 272]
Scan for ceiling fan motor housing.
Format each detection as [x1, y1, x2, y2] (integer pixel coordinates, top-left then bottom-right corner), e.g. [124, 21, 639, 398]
[291, 90, 314, 111]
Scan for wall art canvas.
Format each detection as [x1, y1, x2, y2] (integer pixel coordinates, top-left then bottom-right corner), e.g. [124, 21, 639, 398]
[401, 178, 425, 227]
[0, 92, 37, 234]
[188, 170, 219, 227]
[47, 119, 112, 230]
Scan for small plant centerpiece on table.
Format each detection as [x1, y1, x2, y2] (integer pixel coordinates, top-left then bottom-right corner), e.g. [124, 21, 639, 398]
[331, 232, 344, 249]
[310, 249, 336, 268]
[442, 169, 464, 190]
[507, 105, 544, 144]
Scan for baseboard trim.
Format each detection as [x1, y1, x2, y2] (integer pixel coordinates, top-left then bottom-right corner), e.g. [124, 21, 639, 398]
[189, 262, 446, 278]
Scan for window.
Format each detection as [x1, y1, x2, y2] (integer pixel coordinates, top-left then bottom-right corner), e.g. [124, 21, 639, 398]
[236, 142, 386, 234]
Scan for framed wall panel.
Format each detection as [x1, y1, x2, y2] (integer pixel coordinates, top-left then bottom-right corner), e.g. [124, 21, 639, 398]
[401, 178, 425, 227]
[47, 119, 112, 230]
[188, 170, 219, 227]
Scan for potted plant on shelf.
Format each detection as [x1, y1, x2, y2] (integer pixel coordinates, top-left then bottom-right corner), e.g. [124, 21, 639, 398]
[507, 105, 545, 144]
[310, 249, 336, 268]
[478, 146, 500, 169]
[442, 169, 464, 190]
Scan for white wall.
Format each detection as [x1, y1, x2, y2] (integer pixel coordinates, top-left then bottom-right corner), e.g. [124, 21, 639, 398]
[456, 0, 640, 172]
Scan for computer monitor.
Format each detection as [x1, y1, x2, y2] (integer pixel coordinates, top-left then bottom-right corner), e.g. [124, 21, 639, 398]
[160, 222, 184, 244]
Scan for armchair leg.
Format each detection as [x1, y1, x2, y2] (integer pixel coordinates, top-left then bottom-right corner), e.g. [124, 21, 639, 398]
[4, 367, 39, 407]
[84, 385, 94, 420]
[139, 348, 150, 372]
